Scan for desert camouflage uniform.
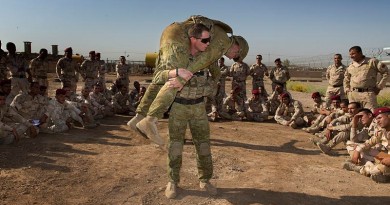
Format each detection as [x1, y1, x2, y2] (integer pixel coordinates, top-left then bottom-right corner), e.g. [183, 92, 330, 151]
[210, 64, 228, 115]
[219, 95, 245, 121]
[249, 63, 268, 90]
[228, 62, 250, 101]
[269, 66, 290, 91]
[6, 54, 29, 96]
[98, 59, 107, 85]
[80, 59, 99, 88]
[73, 94, 98, 127]
[116, 63, 130, 88]
[40, 99, 82, 133]
[344, 57, 388, 110]
[0, 104, 35, 144]
[346, 120, 377, 163]
[0, 51, 7, 80]
[29, 57, 49, 91]
[168, 59, 219, 184]
[267, 90, 291, 115]
[10, 93, 46, 120]
[325, 64, 346, 105]
[89, 91, 114, 118]
[112, 91, 136, 115]
[274, 99, 305, 127]
[56, 57, 79, 93]
[317, 113, 353, 149]
[245, 97, 268, 122]
[354, 128, 390, 176]
[308, 99, 328, 126]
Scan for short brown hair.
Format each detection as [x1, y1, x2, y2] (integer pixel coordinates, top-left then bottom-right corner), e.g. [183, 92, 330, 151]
[188, 23, 210, 39]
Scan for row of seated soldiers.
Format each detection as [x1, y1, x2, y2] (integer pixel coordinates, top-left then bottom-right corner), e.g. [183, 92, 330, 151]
[206, 81, 301, 126]
[206, 82, 390, 183]
[0, 79, 145, 145]
[302, 92, 390, 183]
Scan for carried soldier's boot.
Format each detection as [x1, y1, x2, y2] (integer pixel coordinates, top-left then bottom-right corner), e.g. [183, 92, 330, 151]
[342, 161, 362, 173]
[165, 182, 177, 199]
[370, 174, 389, 183]
[127, 113, 145, 131]
[136, 116, 164, 145]
[199, 181, 217, 196]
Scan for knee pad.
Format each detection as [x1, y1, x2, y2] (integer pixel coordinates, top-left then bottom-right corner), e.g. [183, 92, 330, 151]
[199, 142, 211, 156]
[170, 141, 183, 158]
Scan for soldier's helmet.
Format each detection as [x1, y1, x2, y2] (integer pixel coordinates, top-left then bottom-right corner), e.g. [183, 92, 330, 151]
[231, 35, 249, 61]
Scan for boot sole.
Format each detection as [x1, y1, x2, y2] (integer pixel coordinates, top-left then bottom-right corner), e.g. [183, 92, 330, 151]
[136, 126, 150, 140]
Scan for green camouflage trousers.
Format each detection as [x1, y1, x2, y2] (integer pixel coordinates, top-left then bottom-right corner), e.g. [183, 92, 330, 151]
[167, 101, 213, 183]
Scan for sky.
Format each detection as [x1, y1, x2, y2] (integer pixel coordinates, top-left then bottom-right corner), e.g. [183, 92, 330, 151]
[1, 0, 389, 66]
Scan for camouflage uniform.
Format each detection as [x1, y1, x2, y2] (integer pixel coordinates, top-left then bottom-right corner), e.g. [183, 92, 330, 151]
[249, 63, 268, 90]
[307, 99, 328, 126]
[10, 93, 46, 120]
[228, 62, 250, 101]
[245, 97, 268, 122]
[325, 64, 346, 105]
[167, 62, 218, 184]
[116, 63, 130, 88]
[80, 59, 99, 88]
[269, 66, 290, 91]
[56, 57, 79, 93]
[0, 51, 7, 80]
[89, 91, 114, 118]
[219, 95, 245, 121]
[29, 57, 49, 89]
[6, 54, 29, 96]
[112, 91, 136, 115]
[136, 16, 241, 119]
[210, 64, 228, 115]
[274, 99, 305, 128]
[0, 104, 35, 144]
[346, 120, 377, 163]
[354, 128, 390, 176]
[98, 59, 106, 85]
[344, 57, 388, 110]
[73, 93, 98, 127]
[267, 90, 291, 115]
[40, 99, 82, 133]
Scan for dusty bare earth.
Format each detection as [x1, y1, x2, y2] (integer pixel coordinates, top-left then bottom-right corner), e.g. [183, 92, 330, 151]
[1, 74, 390, 205]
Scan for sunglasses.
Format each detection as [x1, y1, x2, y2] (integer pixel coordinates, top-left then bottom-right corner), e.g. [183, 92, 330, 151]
[197, 37, 211, 44]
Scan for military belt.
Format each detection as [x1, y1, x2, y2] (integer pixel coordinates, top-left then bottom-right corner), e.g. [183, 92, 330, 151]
[352, 87, 373, 92]
[174, 97, 204, 105]
[12, 75, 26, 78]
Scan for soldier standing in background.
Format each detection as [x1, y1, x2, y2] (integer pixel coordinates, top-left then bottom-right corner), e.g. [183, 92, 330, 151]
[208, 57, 228, 121]
[249, 54, 269, 91]
[228, 57, 250, 101]
[344, 46, 389, 110]
[6, 42, 31, 97]
[0, 40, 8, 81]
[269, 58, 290, 91]
[325, 54, 346, 106]
[116, 56, 130, 89]
[29, 48, 49, 95]
[96, 52, 106, 85]
[56, 47, 80, 93]
[80, 51, 99, 89]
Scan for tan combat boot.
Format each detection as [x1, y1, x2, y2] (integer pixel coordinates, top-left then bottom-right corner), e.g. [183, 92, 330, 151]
[165, 182, 177, 199]
[136, 116, 164, 145]
[200, 181, 217, 196]
[127, 113, 145, 132]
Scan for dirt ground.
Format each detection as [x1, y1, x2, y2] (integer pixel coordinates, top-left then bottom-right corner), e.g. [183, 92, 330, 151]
[1, 74, 390, 205]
